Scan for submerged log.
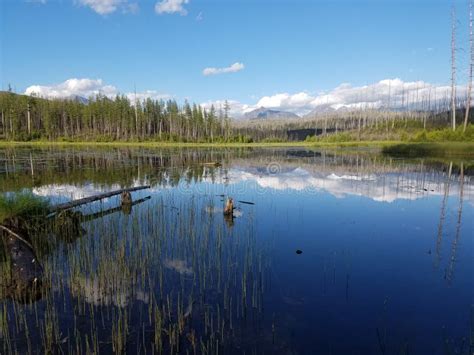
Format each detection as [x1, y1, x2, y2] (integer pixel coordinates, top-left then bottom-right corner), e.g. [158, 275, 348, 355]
[0, 218, 44, 302]
[50, 185, 150, 214]
[81, 196, 151, 222]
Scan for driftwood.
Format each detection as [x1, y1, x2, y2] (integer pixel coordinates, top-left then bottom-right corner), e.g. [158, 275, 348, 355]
[82, 196, 151, 222]
[50, 185, 150, 214]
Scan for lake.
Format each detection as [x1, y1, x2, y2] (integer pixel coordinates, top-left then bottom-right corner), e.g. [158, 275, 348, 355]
[0, 146, 473, 354]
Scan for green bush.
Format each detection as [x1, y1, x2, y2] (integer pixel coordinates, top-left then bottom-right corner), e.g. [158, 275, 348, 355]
[411, 125, 474, 142]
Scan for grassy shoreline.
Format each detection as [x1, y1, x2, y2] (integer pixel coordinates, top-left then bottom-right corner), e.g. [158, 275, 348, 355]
[0, 140, 472, 156]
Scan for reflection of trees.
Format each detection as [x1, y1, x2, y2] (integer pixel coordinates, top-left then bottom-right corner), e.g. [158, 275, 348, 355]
[1, 147, 472, 300]
[0, 147, 471, 195]
[0, 147, 254, 191]
[435, 162, 452, 268]
[445, 163, 465, 283]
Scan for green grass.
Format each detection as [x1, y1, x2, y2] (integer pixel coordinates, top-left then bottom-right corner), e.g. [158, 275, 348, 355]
[0, 192, 50, 224]
[305, 123, 474, 144]
[0, 125, 473, 160]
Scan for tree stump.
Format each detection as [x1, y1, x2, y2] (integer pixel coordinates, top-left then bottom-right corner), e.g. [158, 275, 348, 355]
[224, 198, 234, 215]
[121, 191, 132, 205]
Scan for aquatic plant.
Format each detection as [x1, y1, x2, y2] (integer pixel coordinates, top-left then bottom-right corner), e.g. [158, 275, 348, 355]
[0, 191, 50, 224]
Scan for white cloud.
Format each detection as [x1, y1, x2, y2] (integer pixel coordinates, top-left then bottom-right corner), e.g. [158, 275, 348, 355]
[221, 167, 474, 204]
[78, 0, 138, 15]
[155, 0, 189, 15]
[25, 78, 117, 98]
[126, 90, 171, 103]
[205, 78, 469, 118]
[200, 99, 254, 116]
[203, 62, 245, 76]
[25, 78, 170, 103]
[195, 11, 203, 21]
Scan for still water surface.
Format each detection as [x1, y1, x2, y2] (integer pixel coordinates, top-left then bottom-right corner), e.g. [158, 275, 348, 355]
[0, 147, 473, 354]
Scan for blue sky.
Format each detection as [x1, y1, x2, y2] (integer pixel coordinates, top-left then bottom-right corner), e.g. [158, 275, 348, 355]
[0, 0, 471, 115]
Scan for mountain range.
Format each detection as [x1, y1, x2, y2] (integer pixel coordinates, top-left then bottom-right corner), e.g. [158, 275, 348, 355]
[243, 107, 300, 120]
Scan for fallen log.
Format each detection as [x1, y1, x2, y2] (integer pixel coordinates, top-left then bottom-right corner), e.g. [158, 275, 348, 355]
[81, 196, 151, 222]
[49, 185, 150, 214]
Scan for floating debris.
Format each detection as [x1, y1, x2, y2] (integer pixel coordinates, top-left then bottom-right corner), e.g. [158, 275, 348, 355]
[238, 200, 255, 205]
[296, 250, 303, 254]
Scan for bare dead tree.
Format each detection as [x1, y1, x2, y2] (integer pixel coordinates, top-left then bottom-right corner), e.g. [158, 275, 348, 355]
[451, 1, 457, 131]
[464, 0, 473, 132]
[27, 101, 31, 135]
[134, 84, 139, 137]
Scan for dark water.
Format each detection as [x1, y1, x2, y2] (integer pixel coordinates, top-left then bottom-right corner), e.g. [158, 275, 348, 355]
[0, 147, 473, 354]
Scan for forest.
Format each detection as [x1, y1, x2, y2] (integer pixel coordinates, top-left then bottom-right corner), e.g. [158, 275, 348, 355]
[1, 90, 474, 143]
[0, 91, 235, 143]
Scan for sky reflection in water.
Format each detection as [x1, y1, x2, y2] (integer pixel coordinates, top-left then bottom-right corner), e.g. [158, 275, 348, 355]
[0, 147, 473, 354]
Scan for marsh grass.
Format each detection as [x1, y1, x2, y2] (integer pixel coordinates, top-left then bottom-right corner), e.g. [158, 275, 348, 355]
[0, 192, 50, 224]
[0, 188, 272, 354]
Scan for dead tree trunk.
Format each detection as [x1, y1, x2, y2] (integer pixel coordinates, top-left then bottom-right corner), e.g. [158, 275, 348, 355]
[27, 102, 31, 135]
[50, 185, 150, 213]
[464, 0, 473, 132]
[452, 1, 457, 130]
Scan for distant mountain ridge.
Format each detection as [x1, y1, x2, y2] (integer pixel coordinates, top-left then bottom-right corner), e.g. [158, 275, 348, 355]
[243, 107, 300, 120]
[67, 95, 89, 104]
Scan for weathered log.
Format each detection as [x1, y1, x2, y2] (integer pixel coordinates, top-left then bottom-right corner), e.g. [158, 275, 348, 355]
[81, 196, 151, 222]
[50, 185, 150, 214]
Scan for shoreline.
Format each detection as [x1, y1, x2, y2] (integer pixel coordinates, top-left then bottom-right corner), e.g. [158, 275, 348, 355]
[0, 140, 472, 156]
